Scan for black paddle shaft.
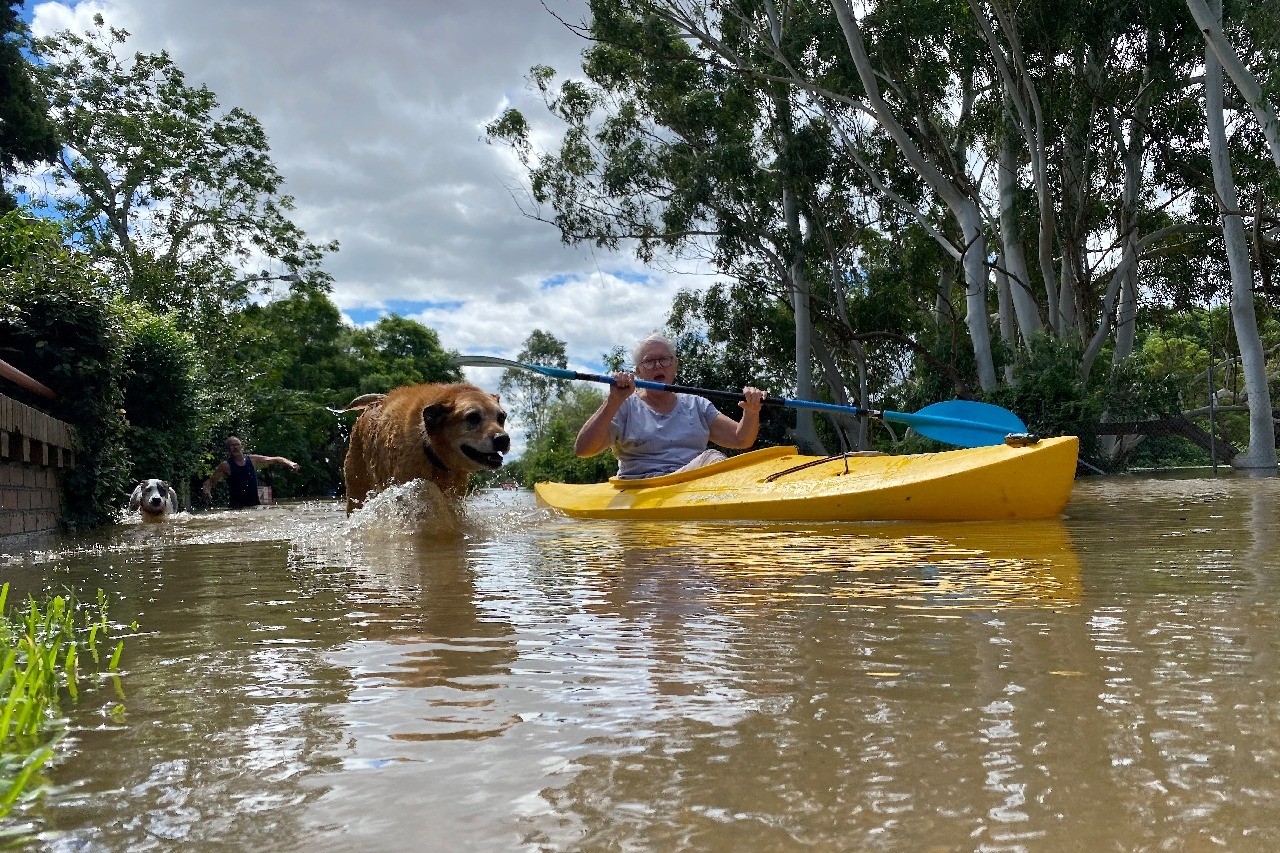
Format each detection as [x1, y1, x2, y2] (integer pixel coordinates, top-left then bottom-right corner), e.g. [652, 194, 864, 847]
[573, 370, 874, 417]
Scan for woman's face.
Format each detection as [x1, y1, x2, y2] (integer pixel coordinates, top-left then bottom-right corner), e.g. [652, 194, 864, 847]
[635, 343, 676, 383]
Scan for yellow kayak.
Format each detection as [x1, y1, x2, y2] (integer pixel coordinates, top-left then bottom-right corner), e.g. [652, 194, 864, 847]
[534, 435, 1079, 522]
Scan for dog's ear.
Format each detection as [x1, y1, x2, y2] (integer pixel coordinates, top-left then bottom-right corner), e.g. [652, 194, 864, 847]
[128, 484, 142, 511]
[159, 481, 170, 490]
[490, 394, 501, 404]
[422, 402, 452, 433]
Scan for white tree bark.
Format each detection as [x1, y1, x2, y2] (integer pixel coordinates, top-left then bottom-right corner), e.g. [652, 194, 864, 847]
[766, 0, 824, 453]
[996, 131, 1044, 342]
[1110, 40, 1156, 366]
[1202, 0, 1277, 470]
[970, 0, 1060, 333]
[785, 206, 823, 452]
[1186, 0, 1280, 174]
[996, 263, 1016, 383]
[829, 0, 998, 391]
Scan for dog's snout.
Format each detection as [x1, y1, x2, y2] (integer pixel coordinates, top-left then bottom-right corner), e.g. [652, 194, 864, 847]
[494, 433, 510, 453]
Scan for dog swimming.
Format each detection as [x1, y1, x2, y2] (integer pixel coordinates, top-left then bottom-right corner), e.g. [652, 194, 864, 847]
[129, 478, 179, 522]
[342, 382, 510, 522]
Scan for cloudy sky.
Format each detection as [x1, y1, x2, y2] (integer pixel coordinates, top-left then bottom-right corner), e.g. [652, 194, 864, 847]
[23, 0, 712, 377]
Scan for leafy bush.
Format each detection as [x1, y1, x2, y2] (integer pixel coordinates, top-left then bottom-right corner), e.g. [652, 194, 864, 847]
[981, 334, 1103, 459]
[512, 385, 617, 485]
[118, 305, 208, 502]
[0, 213, 129, 528]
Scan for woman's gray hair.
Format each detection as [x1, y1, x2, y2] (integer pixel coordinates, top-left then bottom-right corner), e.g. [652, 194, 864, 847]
[631, 332, 677, 366]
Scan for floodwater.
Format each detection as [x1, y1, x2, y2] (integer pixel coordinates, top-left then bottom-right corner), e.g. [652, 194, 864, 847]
[2, 470, 1279, 851]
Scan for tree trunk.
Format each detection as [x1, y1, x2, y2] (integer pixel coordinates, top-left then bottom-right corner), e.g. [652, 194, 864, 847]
[830, 0, 998, 390]
[1203, 0, 1278, 470]
[996, 263, 1016, 383]
[934, 264, 955, 328]
[958, 206, 998, 390]
[767, 0, 824, 453]
[1112, 267, 1137, 364]
[970, 0, 1059, 335]
[1186, 0, 1280, 174]
[1110, 34, 1155, 367]
[996, 130, 1044, 342]
[785, 212, 823, 452]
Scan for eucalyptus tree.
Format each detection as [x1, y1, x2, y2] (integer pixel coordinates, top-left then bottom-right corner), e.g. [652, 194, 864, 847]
[824, 0, 999, 390]
[503, 0, 1277, 461]
[0, 1, 60, 210]
[31, 16, 337, 340]
[965, 0, 1277, 465]
[499, 329, 570, 444]
[1197, 0, 1276, 469]
[1186, 0, 1280, 174]
[487, 0, 886, 451]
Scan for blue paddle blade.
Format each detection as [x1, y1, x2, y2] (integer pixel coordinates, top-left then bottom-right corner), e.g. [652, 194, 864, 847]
[882, 400, 1028, 447]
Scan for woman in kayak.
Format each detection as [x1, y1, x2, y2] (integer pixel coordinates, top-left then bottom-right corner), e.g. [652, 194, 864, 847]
[574, 333, 766, 479]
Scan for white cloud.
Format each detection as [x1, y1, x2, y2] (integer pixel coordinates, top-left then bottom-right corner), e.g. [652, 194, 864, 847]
[27, 0, 715, 372]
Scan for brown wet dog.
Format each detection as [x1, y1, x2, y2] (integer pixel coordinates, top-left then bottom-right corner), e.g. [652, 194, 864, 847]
[342, 382, 510, 515]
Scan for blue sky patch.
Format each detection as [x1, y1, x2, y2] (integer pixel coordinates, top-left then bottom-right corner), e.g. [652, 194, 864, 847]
[538, 268, 652, 290]
[611, 269, 649, 284]
[538, 273, 575, 289]
[345, 299, 463, 325]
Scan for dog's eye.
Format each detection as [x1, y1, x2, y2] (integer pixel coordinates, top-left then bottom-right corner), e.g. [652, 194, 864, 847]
[466, 411, 482, 426]
[497, 412, 507, 426]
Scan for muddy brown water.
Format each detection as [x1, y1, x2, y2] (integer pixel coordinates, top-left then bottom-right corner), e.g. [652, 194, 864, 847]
[2, 471, 1279, 851]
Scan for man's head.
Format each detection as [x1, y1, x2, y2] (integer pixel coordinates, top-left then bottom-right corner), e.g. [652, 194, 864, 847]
[225, 436, 245, 459]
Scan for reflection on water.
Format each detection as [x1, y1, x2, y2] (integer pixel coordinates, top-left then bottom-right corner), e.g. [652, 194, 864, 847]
[1, 474, 1279, 850]
[538, 519, 1081, 616]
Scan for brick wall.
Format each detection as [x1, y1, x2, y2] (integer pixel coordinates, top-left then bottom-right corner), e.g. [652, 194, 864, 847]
[0, 463, 62, 536]
[1, 393, 75, 539]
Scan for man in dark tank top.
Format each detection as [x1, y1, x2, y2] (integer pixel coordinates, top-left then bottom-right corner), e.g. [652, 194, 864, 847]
[201, 436, 301, 507]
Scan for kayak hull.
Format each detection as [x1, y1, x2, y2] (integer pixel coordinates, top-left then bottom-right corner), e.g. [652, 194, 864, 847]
[534, 436, 1079, 522]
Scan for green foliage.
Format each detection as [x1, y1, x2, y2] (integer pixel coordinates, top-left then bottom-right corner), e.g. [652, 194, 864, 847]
[31, 17, 337, 340]
[0, 584, 126, 820]
[977, 333, 1190, 467]
[499, 330, 569, 444]
[0, 1, 60, 209]
[512, 384, 616, 485]
[338, 314, 462, 398]
[983, 335, 1102, 457]
[0, 212, 129, 528]
[1137, 329, 1210, 384]
[118, 305, 207, 498]
[1101, 357, 1183, 422]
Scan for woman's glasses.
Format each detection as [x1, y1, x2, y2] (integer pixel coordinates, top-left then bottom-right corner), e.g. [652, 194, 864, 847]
[638, 355, 675, 370]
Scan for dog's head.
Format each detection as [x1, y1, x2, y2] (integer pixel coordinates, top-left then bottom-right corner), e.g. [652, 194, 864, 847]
[421, 385, 510, 472]
[130, 478, 175, 515]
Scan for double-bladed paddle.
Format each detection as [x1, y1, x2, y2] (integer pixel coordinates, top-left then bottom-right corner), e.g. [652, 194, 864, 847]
[453, 355, 1028, 448]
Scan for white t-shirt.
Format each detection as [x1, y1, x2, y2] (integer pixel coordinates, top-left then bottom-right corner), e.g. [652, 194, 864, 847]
[609, 393, 721, 478]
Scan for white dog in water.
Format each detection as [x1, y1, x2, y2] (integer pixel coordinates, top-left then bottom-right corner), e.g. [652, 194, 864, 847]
[129, 479, 179, 521]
